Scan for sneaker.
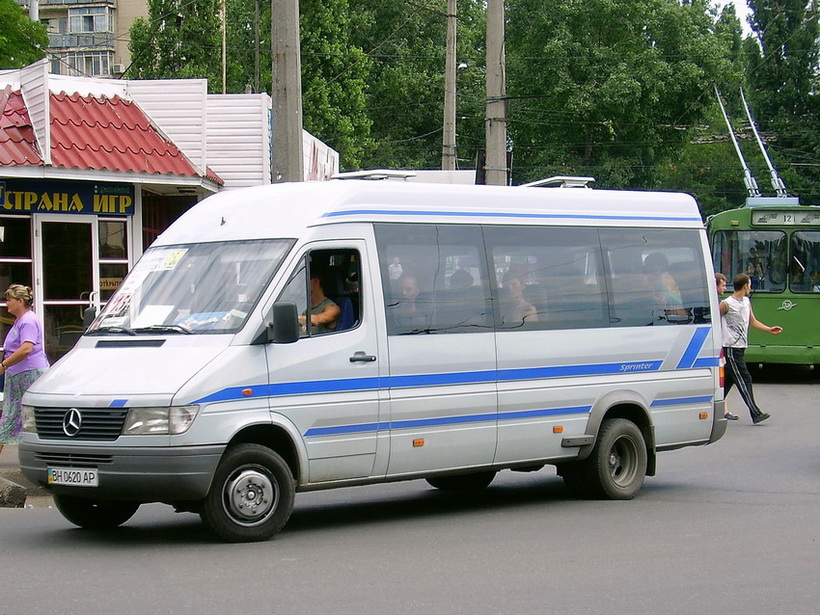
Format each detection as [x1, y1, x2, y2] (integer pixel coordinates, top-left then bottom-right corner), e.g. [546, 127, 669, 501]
[724, 412, 739, 421]
[752, 413, 771, 425]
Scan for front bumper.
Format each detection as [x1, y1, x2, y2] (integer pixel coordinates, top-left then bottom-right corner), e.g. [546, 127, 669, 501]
[19, 441, 225, 503]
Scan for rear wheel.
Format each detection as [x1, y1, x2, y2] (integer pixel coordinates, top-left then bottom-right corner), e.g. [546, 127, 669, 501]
[583, 418, 647, 499]
[426, 470, 496, 491]
[200, 444, 295, 543]
[53, 495, 139, 529]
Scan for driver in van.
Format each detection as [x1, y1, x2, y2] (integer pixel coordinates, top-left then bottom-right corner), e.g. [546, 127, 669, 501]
[299, 268, 340, 334]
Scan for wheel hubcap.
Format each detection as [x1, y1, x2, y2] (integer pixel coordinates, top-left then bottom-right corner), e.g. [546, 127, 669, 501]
[224, 467, 278, 525]
[608, 437, 636, 486]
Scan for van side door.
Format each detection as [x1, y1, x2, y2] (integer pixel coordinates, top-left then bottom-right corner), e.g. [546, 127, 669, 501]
[374, 224, 498, 476]
[265, 242, 386, 484]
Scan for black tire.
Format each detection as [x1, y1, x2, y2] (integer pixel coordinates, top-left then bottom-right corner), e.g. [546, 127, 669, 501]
[53, 495, 139, 530]
[582, 418, 647, 500]
[426, 470, 496, 491]
[200, 444, 295, 543]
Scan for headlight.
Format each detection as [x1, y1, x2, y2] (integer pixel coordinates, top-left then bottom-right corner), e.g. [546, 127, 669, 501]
[22, 405, 37, 432]
[124, 405, 199, 435]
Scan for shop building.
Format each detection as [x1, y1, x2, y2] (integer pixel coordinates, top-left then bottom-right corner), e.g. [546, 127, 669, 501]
[1, 60, 338, 363]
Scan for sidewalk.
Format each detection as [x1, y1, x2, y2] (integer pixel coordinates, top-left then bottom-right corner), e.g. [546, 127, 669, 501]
[0, 444, 54, 508]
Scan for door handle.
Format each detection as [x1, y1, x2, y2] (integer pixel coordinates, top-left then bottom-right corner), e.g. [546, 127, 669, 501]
[350, 351, 377, 363]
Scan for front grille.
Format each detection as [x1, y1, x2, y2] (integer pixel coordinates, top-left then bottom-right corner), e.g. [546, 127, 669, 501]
[35, 452, 114, 466]
[34, 407, 129, 441]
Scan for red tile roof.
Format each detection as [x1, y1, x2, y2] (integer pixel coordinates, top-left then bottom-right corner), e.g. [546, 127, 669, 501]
[1, 87, 222, 185]
[0, 86, 43, 166]
[49, 91, 216, 180]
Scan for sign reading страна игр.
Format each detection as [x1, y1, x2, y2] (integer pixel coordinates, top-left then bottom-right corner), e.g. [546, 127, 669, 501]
[0, 179, 134, 216]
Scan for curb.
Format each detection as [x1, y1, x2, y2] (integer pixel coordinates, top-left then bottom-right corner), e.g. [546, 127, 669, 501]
[0, 476, 27, 508]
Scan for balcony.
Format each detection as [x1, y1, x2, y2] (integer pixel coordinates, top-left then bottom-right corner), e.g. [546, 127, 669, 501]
[31, 0, 115, 6]
[49, 32, 114, 50]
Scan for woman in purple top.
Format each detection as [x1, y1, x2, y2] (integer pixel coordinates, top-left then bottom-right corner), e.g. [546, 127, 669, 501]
[0, 285, 49, 453]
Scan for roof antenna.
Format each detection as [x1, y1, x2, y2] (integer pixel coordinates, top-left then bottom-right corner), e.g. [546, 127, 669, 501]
[714, 86, 760, 198]
[740, 88, 789, 198]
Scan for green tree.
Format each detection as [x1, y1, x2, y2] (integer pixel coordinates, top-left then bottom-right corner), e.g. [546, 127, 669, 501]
[128, 0, 222, 90]
[299, 0, 374, 168]
[350, 0, 487, 170]
[505, 0, 739, 188]
[0, 0, 48, 69]
[745, 0, 820, 203]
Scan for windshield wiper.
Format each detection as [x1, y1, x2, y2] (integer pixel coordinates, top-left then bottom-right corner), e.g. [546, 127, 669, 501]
[86, 326, 136, 336]
[131, 324, 194, 335]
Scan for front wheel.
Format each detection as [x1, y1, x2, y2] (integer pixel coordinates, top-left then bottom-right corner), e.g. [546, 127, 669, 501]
[53, 495, 140, 530]
[200, 444, 295, 543]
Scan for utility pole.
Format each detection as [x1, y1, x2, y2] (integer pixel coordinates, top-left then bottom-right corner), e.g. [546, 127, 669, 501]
[442, 0, 457, 170]
[254, 0, 260, 93]
[485, 0, 508, 185]
[221, 0, 227, 94]
[272, 0, 305, 182]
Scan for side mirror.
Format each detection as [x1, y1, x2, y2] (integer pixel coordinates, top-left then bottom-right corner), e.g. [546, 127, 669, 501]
[270, 302, 300, 343]
[82, 306, 97, 329]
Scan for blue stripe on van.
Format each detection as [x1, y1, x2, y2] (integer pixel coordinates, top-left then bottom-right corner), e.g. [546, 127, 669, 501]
[676, 327, 711, 369]
[323, 209, 702, 223]
[193, 359, 668, 404]
[650, 395, 713, 407]
[692, 357, 720, 368]
[109, 399, 128, 407]
[303, 405, 592, 437]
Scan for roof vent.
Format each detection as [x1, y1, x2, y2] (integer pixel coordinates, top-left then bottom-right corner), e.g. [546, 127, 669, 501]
[521, 176, 595, 188]
[332, 169, 417, 181]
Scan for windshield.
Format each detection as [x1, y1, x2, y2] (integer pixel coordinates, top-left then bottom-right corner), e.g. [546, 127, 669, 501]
[88, 239, 293, 335]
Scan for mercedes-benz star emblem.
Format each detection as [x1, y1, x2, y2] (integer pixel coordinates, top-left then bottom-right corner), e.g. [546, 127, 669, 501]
[63, 408, 83, 437]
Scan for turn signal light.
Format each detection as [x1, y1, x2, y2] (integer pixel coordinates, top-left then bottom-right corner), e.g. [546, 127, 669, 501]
[413, 439, 425, 447]
[699, 412, 709, 420]
[553, 426, 564, 433]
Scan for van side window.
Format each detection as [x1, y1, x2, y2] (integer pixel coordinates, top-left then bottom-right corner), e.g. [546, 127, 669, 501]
[277, 249, 362, 336]
[601, 229, 710, 326]
[484, 226, 608, 330]
[374, 224, 493, 334]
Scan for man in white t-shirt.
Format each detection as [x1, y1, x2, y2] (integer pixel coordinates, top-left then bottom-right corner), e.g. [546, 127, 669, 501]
[719, 273, 783, 424]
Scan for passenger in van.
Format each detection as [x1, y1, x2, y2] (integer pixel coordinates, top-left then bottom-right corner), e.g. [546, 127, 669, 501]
[501, 270, 538, 326]
[393, 273, 431, 331]
[644, 253, 687, 322]
[299, 269, 341, 334]
[448, 268, 474, 290]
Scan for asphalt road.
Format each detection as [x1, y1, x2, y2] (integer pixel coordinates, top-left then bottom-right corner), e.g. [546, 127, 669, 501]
[1, 368, 817, 615]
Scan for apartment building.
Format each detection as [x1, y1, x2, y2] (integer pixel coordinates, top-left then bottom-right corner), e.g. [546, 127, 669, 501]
[15, 0, 148, 78]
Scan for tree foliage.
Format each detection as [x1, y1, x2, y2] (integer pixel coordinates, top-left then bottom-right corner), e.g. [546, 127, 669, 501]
[505, 0, 739, 188]
[123, 0, 820, 206]
[745, 0, 820, 204]
[0, 0, 48, 69]
[128, 0, 222, 89]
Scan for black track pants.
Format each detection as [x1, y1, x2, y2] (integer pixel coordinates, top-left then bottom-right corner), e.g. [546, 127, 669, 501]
[724, 346, 765, 419]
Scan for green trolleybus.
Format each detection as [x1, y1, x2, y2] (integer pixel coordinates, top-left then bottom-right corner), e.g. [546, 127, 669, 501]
[708, 197, 820, 366]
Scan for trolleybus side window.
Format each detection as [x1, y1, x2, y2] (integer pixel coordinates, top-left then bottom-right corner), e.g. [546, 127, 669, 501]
[711, 230, 787, 292]
[790, 231, 820, 293]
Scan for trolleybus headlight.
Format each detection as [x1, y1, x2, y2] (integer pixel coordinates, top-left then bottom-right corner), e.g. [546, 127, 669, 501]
[22, 405, 37, 432]
[124, 405, 199, 435]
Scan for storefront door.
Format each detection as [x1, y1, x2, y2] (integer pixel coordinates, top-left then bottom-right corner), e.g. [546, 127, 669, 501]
[35, 216, 96, 364]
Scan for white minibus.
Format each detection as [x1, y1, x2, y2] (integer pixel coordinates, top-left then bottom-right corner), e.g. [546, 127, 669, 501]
[20, 178, 726, 542]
